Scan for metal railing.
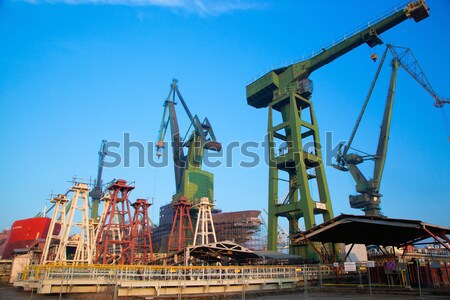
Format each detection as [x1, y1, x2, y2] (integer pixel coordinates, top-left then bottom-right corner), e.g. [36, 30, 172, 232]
[21, 264, 297, 283]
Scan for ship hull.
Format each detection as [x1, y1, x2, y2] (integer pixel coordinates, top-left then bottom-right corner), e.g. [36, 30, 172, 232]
[1, 217, 58, 259]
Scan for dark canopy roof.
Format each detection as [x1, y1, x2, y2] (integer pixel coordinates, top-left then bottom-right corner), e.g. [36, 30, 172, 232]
[188, 240, 261, 262]
[293, 214, 450, 247]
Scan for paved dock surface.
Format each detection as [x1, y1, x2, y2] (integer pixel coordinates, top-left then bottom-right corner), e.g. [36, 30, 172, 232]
[247, 293, 449, 299]
[2, 285, 450, 300]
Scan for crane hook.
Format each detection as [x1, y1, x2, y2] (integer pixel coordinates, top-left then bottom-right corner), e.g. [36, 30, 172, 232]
[370, 53, 379, 62]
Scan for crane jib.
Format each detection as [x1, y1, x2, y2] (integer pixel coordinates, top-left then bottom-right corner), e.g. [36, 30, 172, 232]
[246, 0, 430, 109]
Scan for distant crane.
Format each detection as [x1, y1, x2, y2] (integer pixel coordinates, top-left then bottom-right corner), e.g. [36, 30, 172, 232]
[334, 44, 448, 216]
[156, 79, 222, 204]
[246, 0, 429, 257]
[89, 140, 107, 220]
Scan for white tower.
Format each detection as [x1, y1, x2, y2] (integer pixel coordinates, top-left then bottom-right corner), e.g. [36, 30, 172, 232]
[193, 197, 217, 246]
[41, 194, 69, 265]
[54, 183, 93, 264]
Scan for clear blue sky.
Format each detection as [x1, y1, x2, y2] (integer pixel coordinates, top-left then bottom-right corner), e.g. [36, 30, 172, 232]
[0, 0, 449, 231]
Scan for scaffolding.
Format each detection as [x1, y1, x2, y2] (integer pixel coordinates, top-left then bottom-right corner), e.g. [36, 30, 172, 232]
[95, 179, 134, 265]
[130, 199, 154, 264]
[167, 197, 194, 254]
[213, 210, 264, 251]
[59, 183, 92, 264]
[41, 183, 93, 264]
[40, 194, 69, 265]
[193, 197, 216, 246]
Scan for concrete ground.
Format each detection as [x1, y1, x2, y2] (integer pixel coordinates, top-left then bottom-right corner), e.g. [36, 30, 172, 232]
[1, 285, 450, 300]
[247, 293, 449, 299]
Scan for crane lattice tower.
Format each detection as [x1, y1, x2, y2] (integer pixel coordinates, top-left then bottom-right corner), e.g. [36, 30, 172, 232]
[130, 199, 154, 264]
[40, 194, 69, 265]
[167, 196, 194, 254]
[193, 197, 217, 246]
[95, 179, 134, 264]
[52, 183, 93, 264]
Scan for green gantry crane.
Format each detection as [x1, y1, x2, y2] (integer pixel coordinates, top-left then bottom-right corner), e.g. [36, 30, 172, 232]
[334, 44, 449, 217]
[156, 79, 222, 205]
[246, 0, 429, 258]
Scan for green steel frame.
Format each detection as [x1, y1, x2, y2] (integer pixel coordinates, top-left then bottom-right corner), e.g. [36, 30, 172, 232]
[267, 89, 334, 258]
[246, 0, 429, 258]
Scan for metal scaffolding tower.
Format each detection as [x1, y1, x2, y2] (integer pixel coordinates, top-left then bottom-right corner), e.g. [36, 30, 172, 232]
[130, 199, 154, 264]
[40, 194, 69, 265]
[213, 210, 264, 251]
[95, 179, 134, 265]
[49, 183, 93, 264]
[193, 197, 217, 246]
[167, 197, 194, 254]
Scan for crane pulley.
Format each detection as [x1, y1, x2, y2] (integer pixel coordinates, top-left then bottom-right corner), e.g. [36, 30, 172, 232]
[335, 44, 448, 216]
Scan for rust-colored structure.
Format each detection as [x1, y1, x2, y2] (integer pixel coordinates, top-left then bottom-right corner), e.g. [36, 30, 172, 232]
[167, 197, 193, 254]
[95, 179, 134, 264]
[213, 210, 264, 250]
[131, 199, 154, 264]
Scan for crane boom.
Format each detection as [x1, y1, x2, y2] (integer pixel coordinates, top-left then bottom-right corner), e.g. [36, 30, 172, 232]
[388, 46, 449, 108]
[246, 0, 429, 109]
[373, 59, 399, 187]
[341, 44, 449, 161]
[157, 80, 186, 193]
[335, 44, 448, 216]
[341, 47, 390, 160]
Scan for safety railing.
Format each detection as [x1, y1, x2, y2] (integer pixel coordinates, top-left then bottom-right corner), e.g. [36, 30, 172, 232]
[20, 264, 297, 283]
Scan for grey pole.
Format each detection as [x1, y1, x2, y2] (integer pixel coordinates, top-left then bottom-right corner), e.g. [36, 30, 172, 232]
[318, 264, 323, 288]
[59, 267, 64, 300]
[114, 268, 118, 300]
[358, 264, 363, 288]
[416, 260, 422, 298]
[304, 265, 308, 300]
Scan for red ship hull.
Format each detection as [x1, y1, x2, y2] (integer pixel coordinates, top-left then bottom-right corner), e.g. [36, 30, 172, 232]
[0, 217, 60, 259]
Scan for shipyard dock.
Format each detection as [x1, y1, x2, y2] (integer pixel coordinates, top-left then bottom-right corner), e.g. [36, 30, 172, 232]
[15, 265, 297, 297]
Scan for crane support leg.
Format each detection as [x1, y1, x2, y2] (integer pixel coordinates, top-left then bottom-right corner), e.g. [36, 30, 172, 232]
[267, 90, 334, 259]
